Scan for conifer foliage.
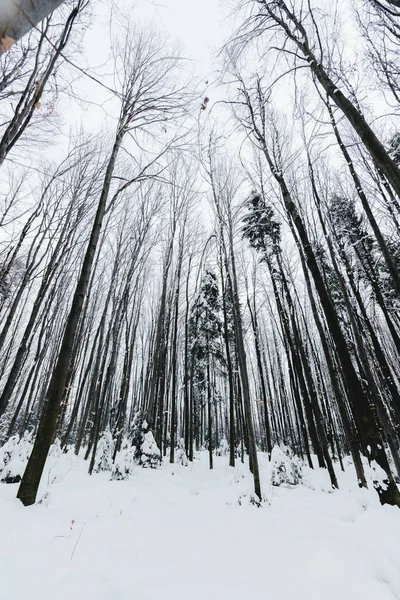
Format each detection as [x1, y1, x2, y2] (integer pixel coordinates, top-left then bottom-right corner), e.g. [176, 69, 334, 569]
[189, 271, 223, 468]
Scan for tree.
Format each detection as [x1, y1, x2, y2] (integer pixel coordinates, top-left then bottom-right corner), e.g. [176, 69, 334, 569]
[189, 270, 223, 469]
[205, 148, 262, 501]
[243, 192, 339, 488]
[0, 1, 85, 167]
[17, 23, 187, 506]
[240, 0, 400, 198]
[233, 71, 400, 506]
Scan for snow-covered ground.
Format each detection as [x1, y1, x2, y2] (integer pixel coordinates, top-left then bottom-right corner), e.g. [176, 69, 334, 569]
[1, 450, 400, 600]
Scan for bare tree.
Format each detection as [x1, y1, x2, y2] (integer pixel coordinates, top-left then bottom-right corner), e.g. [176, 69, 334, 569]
[17, 22, 189, 505]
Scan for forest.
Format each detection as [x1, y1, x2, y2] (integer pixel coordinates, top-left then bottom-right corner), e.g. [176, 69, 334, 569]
[1, 1, 400, 596]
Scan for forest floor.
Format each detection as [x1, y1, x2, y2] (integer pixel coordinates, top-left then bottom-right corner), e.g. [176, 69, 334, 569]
[1, 450, 400, 600]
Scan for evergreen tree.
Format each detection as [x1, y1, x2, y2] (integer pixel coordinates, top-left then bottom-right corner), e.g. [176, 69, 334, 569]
[388, 132, 400, 165]
[190, 271, 223, 364]
[93, 429, 114, 474]
[175, 438, 188, 466]
[242, 193, 281, 262]
[328, 194, 400, 321]
[130, 410, 147, 462]
[111, 437, 135, 480]
[314, 242, 347, 325]
[377, 240, 400, 312]
[129, 410, 161, 468]
[270, 445, 303, 487]
[189, 270, 223, 468]
[140, 432, 161, 468]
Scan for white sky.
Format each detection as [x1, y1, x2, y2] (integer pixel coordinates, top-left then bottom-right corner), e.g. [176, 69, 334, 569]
[61, 0, 232, 136]
[139, 0, 228, 71]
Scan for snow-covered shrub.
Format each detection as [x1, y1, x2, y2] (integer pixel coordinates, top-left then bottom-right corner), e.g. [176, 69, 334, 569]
[0, 432, 33, 483]
[140, 431, 161, 469]
[238, 493, 262, 507]
[270, 445, 302, 487]
[93, 428, 114, 473]
[216, 438, 229, 457]
[129, 410, 161, 468]
[111, 437, 135, 480]
[175, 438, 188, 466]
[49, 438, 63, 459]
[0, 436, 16, 473]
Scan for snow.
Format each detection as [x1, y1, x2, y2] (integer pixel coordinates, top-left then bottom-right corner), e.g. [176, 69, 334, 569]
[93, 429, 114, 473]
[1, 450, 400, 600]
[270, 444, 302, 486]
[111, 438, 135, 481]
[0, 432, 32, 482]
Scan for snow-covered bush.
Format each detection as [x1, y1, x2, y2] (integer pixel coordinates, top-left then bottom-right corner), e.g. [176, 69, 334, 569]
[140, 431, 161, 469]
[238, 493, 262, 507]
[0, 432, 33, 483]
[175, 438, 188, 466]
[111, 437, 135, 480]
[270, 445, 302, 487]
[129, 410, 161, 468]
[216, 438, 229, 457]
[93, 428, 114, 473]
[49, 438, 63, 459]
[0, 436, 16, 473]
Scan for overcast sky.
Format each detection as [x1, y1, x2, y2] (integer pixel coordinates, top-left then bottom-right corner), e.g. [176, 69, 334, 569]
[86, 0, 229, 76]
[61, 0, 232, 134]
[143, 0, 228, 68]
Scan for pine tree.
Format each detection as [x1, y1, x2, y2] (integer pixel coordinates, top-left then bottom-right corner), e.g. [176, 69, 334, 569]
[270, 445, 303, 487]
[388, 132, 400, 165]
[140, 432, 161, 468]
[189, 270, 223, 468]
[242, 193, 281, 262]
[111, 437, 135, 480]
[175, 438, 188, 466]
[93, 429, 113, 474]
[130, 410, 147, 462]
[243, 192, 339, 486]
[129, 410, 161, 468]
[377, 240, 400, 312]
[314, 242, 347, 325]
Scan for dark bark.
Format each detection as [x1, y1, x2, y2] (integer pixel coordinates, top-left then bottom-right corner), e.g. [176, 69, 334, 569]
[17, 133, 122, 505]
[259, 0, 400, 198]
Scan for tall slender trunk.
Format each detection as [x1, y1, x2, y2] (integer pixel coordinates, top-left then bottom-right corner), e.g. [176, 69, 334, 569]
[264, 1, 400, 197]
[220, 259, 236, 467]
[170, 246, 183, 463]
[17, 133, 123, 506]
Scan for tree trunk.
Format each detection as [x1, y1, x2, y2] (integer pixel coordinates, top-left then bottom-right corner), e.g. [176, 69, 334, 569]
[17, 133, 123, 506]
